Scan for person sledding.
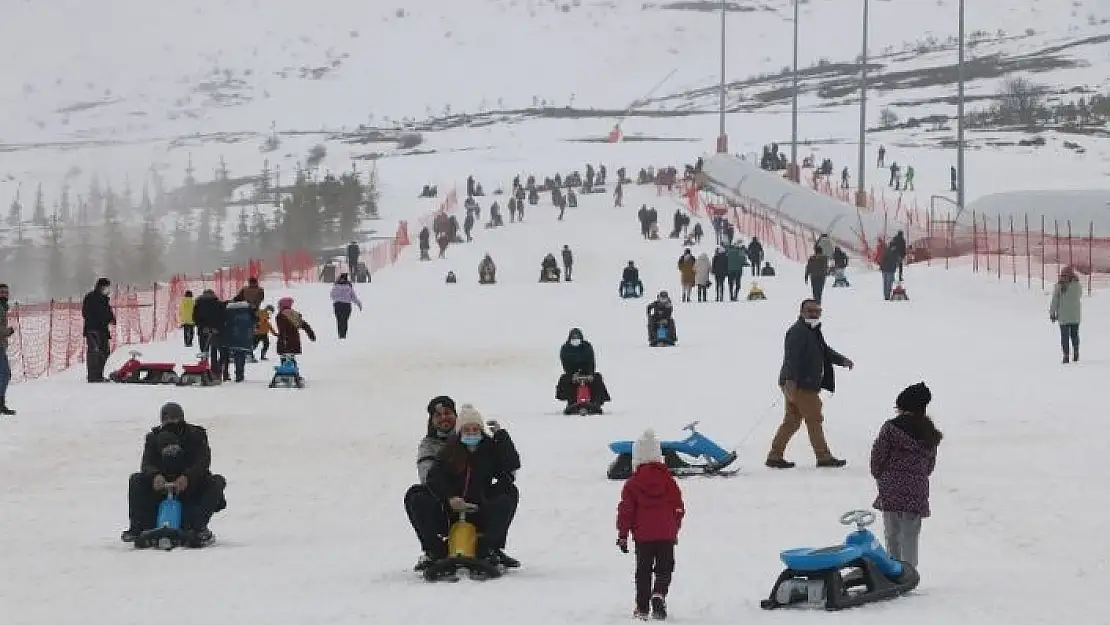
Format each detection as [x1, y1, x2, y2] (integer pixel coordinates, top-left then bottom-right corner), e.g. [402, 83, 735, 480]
[274, 297, 316, 357]
[555, 328, 611, 412]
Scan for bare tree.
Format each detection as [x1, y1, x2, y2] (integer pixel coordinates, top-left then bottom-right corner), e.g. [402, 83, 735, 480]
[997, 77, 1045, 128]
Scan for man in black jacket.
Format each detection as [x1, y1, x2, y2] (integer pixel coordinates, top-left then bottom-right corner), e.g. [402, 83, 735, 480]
[561, 245, 574, 282]
[81, 277, 116, 383]
[121, 402, 227, 547]
[556, 328, 611, 407]
[192, 290, 227, 380]
[767, 300, 854, 469]
[620, 261, 644, 297]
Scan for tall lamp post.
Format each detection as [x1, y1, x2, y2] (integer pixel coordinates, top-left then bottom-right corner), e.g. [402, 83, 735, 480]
[855, 0, 870, 208]
[956, 0, 966, 212]
[788, 0, 800, 182]
[717, 0, 728, 153]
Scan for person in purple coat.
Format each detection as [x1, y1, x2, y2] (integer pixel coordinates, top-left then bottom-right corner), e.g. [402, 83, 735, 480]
[870, 382, 943, 567]
[329, 273, 364, 339]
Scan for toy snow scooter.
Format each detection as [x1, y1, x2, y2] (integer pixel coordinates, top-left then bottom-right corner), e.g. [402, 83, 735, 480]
[423, 504, 503, 582]
[177, 353, 219, 386]
[832, 269, 850, 287]
[607, 421, 738, 479]
[747, 282, 767, 301]
[564, 373, 603, 416]
[110, 351, 180, 384]
[269, 355, 305, 388]
[134, 485, 185, 550]
[649, 319, 675, 347]
[890, 282, 909, 301]
[760, 509, 920, 611]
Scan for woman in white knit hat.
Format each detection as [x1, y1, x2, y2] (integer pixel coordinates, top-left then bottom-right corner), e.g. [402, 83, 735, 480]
[423, 403, 522, 578]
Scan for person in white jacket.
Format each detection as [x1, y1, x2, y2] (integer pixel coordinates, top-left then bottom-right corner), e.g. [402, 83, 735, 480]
[329, 273, 363, 339]
[694, 253, 712, 302]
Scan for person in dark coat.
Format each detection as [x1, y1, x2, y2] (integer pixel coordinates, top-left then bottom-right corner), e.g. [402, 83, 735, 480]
[871, 382, 942, 567]
[647, 292, 677, 343]
[561, 245, 574, 282]
[620, 261, 644, 297]
[274, 297, 316, 355]
[121, 402, 227, 547]
[710, 246, 729, 302]
[804, 245, 830, 304]
[555, 328, 611, 406]
[192, 289, 227, 379]
[418, 226, 431, 261]
[747, 236, 764, 270]
[832, 247, 849, 270]
[346, 241, 360, 276]
[423, 404, 521, 578]
[767, 299, 853, 469]
[234, 277, 265, 311]
[81, 277, 116, 383]
[889, 231, 907, 281]
[880, 245, 901, 300]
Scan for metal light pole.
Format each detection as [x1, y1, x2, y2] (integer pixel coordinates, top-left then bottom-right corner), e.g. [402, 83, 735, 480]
[855, 0, 870, 208]
[717, 0, 728, 153]
[956, 0, 966, 211]
[789, 0, 800, 181]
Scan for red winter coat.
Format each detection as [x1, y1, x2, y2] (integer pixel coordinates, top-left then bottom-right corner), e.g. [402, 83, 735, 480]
[617, 462, 685, 543]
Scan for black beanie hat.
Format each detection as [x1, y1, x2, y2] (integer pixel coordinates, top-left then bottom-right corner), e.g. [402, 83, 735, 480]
[427, 395, 456, 416]
[896, 382, 932, 415]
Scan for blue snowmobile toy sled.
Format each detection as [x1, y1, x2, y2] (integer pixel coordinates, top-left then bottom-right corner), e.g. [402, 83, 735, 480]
[269, 355, 305, 388]
[134, 486, 186, 550]
[760, 509, 920, 611]
[607, 421, 738, 479]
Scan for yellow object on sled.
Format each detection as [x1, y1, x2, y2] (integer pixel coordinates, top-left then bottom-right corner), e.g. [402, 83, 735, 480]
[747, 283, 767, 301]
[447, 512, 478, 559]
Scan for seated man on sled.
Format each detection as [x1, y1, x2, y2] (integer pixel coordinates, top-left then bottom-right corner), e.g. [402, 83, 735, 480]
[120, 402, 227, 548]
[647, 291, 678, 346]
[619, 261, 644, 298]
[539, 253, 561, 282]
[478, 254, 497, 284]
[555, 328, 611, 414]
[404, 398, 521, 580]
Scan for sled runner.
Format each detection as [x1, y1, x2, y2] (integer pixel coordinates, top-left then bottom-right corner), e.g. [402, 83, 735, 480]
[760, 509, 919, 611]
[269, 355, 305, 388]
[607, 421, 738, 479]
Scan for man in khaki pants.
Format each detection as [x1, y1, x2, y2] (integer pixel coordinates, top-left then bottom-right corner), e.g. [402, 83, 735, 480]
[767, 299, 853, 469]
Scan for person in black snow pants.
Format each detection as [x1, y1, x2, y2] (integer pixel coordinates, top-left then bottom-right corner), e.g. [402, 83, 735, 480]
[711, 247, 729, 302]
[329, 273, 364, 339]
[192, 290, 227, 380]
[346, 241, 360, 277]
[804, 246, 829, 305]
[81, 277, 116, 383]
[746, 237, 764, 274]
[562, 245, 574, 282]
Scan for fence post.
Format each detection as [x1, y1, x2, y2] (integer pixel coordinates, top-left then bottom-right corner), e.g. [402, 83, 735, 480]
[151, 283, 158, 343]
[996, 214, 1002, 281]
[972, 211, 978, 272]
[1067, 220, 1074, 268]
[1088, 221, 1094, 295]
[1024, 214, 1030, 288]
[16, 305, 27, 382]
[1054, 220, 1060, 277]
[1040, 214, 1045, 290]
[1009, 216, 1016, 283]
[47, 299, 55, 374]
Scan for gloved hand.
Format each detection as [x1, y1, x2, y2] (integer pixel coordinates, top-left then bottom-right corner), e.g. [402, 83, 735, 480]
[173, 475, 189, 492]
[152, 475, 167, 491]
[448, 497, 470, 512]
[616, 537, 629, 554]
[487, 420, 501, 434]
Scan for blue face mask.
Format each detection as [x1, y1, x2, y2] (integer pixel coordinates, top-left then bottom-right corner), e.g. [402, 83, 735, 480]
[460, 433, 482, 448]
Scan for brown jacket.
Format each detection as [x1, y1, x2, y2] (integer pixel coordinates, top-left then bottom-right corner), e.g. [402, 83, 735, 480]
[236, 285, 265, 308]
[805, 254, 829, 282]
[678, 255, 696, 286]
[275, 309, 315, 355]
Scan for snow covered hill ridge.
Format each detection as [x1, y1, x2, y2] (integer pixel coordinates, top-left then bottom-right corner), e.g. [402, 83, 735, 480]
[1, 0, 1107, 146]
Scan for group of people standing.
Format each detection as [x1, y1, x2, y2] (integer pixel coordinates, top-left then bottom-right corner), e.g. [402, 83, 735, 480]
[674, 237, 765, 303]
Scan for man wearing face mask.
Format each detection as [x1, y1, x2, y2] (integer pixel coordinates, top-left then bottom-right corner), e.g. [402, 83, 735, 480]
[555, 328, 611, 411]
[767, 299, 854, 469]
[121, 402, 227, 547]
[81, 277, 117, 383]
[0, 283, 14, 415]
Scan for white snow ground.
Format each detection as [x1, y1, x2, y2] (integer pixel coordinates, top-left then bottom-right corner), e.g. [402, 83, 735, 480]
[1, 180, 1106, 625]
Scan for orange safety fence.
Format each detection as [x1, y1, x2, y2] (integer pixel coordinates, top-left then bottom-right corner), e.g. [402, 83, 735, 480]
[5, 187, 459, 384]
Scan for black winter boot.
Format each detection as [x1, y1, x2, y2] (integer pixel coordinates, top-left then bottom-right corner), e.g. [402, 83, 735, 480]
[0, 398, 14, 415]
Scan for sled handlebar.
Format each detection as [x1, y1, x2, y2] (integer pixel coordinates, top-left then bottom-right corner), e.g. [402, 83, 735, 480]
[839, 509, 875, 529]
[682, 421, 700, 432]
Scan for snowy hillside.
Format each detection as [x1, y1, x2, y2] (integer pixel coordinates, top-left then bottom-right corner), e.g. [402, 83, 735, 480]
[1, 0, 1108, 215]
[1, 179, 1107, 625]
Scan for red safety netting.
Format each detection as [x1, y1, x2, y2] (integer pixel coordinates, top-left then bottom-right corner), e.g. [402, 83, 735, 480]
[5, 187, 458, 384]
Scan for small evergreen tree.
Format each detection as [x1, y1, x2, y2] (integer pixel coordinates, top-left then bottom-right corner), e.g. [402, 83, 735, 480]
[101, 192, 129, 284]
[72, 221, 98, 293]
[44, 213, 67, 297]
[31, 183, 47, 226]
[59, 184, 72, 223]
[7, 186, 22, 227]
[134, 211, 164, 285]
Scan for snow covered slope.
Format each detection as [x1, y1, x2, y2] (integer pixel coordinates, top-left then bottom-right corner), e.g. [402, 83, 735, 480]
[1, 179, 1106, 625]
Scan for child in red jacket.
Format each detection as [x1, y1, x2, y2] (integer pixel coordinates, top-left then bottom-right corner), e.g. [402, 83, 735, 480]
[617, 430, 685, 621]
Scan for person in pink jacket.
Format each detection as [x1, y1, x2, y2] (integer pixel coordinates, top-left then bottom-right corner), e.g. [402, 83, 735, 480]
[329, 273, 363, 339]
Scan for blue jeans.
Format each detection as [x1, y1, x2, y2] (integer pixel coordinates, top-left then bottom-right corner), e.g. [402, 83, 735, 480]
[1059, 323, 1079, 355]
[882, 272, 896, 300]
[0, 350, 10, 398]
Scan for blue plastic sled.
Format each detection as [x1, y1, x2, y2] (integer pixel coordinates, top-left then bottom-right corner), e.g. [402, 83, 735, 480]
[135, 488, 184, 550]
[269, 355, 305, 388]
[619, 282, 643, 298]
[607, 421, 738, 479]
[760, 510, 920, 611]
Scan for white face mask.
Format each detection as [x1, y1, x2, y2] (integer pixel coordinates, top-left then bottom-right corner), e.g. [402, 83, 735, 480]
[569, 338, 582, 347]
[804, 318, 821, 327]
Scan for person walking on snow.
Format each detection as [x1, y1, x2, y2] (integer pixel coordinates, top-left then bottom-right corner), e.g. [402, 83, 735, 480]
[1049, 265, 1082, 363]
[767, 299, 853, 469]
[711, 247, 729, 302]
[617, 429, 684, 621]
[870, 382, 942, 567]
[694, 252, 711, 302]
[677, 249, 696, 302]
[179, 290, 196, 348]
[804, 245, 830, 304]
[562, 245, 575, 282]
[275, 297, 316, 356]
[0, 283, 15, 415]
[329, 273, 363, 339]
[81, 277, 117, 383]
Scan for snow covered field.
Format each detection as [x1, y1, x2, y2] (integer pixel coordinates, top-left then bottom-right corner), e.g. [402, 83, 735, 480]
[1, 181, 1106, 625]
